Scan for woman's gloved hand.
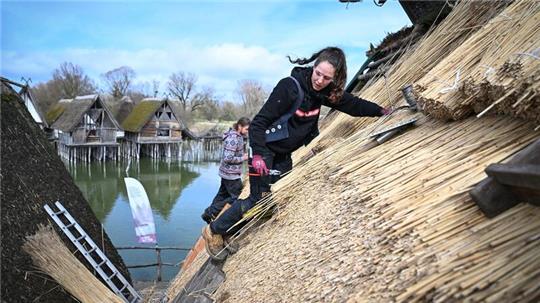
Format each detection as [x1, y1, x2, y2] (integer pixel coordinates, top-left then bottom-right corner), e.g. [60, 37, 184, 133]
[381, 107, 393, 116]
[252, 155, 269, 176]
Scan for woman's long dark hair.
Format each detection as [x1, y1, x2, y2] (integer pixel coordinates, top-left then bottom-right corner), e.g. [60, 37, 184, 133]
[287, 46, 347, 103]
[233, 117, 250, 130]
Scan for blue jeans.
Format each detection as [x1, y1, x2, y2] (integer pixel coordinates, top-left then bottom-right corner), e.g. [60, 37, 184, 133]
[210, 153, 292, 235]
[202, 178, 243, 220]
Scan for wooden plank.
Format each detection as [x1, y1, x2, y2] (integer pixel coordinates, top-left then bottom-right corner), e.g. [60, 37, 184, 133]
[470, 139, 540, 217]
[486, 164, 540, 190]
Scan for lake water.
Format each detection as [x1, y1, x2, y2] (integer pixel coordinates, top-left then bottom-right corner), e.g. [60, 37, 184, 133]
[66, 159, 220, 281]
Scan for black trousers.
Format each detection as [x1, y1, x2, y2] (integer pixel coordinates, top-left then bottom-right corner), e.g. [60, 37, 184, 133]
[210, 152, 292, 235]
[203, 178, 243, 220]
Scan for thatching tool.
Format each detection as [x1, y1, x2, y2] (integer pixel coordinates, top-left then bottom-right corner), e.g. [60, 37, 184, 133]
[369, 117, 418, 144]
[370, 84, 420, 144]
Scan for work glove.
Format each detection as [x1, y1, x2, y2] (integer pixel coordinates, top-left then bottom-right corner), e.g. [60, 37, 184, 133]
[252, 155, 269, 176]
[381, 107, 393, 116]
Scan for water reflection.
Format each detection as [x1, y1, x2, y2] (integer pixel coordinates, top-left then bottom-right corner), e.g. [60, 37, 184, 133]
[66, 159, 220, 281]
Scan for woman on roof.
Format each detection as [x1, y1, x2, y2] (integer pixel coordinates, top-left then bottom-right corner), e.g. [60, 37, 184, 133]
[202, 46, 390, 259]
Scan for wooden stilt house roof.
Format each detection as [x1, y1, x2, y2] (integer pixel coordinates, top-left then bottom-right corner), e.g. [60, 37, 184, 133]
[121, 98, 186, 133]
[49, 94, 121, 132]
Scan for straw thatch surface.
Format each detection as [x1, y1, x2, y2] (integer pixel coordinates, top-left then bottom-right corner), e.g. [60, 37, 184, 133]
[122, 99, 165, 132]
[215, 114, 538, 302]
[122, 98, 187, 133]
[46, 98, 71, 125]
[415, 0, 540, 124]
[114, 96, 135, 124]
[50, 95, 96, 131]
[50, 94, 121, 131]
[23, 225, 124, 303]
[178, 1, 539, 302]
[1, 84, 130, 302]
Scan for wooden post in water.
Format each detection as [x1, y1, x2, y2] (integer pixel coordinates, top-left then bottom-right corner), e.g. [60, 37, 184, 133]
[156, 247, 162, 282]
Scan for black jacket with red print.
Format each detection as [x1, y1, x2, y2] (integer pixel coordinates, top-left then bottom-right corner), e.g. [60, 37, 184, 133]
[249, 66, 384, 156]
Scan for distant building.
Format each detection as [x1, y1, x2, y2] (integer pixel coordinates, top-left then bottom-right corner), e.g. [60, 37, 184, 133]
[0, 77, 54, 139]
[49, 94, 122, 162]
[121, 98, 188, 159]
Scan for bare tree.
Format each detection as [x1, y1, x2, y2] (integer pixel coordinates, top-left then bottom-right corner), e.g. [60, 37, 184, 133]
[197, 96, 220, 121]
[152, 80, 160, 98]
[101, 66, 136, 98]
[167, 72, 197, 112]
[220, 101, 241, 121]
[33, 62, 97, 112]
[192, 86, 216, 112]
[237, 79, 267, 117]
[52, 62, 97, 98]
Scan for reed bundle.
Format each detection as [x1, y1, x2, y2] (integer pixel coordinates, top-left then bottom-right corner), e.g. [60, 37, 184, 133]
[302, 0, 509, 159]
[414, 0, 540, 124]
[204, 2, 540, 301]
[22, 225, 124, 303]
[217, 113, 538, 302]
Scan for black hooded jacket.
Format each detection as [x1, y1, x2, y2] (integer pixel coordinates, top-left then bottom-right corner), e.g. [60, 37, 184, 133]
[249, 66, 383, 156]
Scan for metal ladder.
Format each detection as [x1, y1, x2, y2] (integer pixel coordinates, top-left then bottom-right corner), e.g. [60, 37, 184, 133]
[44, 201, 142, 303]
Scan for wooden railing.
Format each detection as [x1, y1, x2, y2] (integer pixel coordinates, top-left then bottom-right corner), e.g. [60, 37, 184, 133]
[116, 246, 191, 282]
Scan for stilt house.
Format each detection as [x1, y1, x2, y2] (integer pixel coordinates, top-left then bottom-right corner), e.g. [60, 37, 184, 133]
[50, 94, 121, 162]
[121, 98, 187, 159]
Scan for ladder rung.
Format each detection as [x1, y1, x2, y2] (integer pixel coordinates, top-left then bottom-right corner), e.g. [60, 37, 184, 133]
[53, 210, 66, 216]
[108, 271, 118, 279]
[87, 247, 97, 254]
[65, 222, 76, 228]
[119, 284, 128, 292]
[75, 234, 86, 241]
[96, 259, 107, 267]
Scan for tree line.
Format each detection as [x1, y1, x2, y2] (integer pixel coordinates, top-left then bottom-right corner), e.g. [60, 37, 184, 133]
[32, 62, 269, 124]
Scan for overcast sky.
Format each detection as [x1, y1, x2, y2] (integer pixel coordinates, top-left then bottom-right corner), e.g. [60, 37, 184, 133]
[1, 0, 410, 101]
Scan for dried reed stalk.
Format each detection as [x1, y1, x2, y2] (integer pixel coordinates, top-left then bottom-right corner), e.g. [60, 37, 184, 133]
[23, 225, 124, 303]
[414, 0, 540, 122]
[298, 0, 509, 161]
[218, 113, 539, 302]
[199, 1, 540, 302]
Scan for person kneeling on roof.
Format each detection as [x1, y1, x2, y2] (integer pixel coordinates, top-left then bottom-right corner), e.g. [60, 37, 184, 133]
[202, 46, 391, 259]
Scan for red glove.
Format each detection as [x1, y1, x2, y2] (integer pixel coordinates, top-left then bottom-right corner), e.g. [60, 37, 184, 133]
[252, 155, 269, 176]
[381, 107, 393, 116]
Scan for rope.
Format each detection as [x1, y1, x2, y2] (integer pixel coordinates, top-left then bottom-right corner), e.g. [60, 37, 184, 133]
[513, 47, 540, 60]
[439, 69, 461, 94]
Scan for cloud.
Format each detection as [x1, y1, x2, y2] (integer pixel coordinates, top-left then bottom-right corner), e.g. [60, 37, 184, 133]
[1, 1, 410, 101]
[1, 43, 292, 101]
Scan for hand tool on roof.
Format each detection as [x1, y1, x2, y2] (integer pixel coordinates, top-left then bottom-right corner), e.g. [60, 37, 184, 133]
[370, 84, 420, 144]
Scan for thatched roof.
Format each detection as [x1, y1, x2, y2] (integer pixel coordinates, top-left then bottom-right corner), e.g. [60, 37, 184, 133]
[115, 96, 135, 124]
[168, 1, 540, 302]
[121, 98, 164, 132]
[50, 94, 121, 132]
[0, 77, 49, 127]
[121, 98, 186, 133]
[1, 83, 131, 302]
[46, 98, 71, 126]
